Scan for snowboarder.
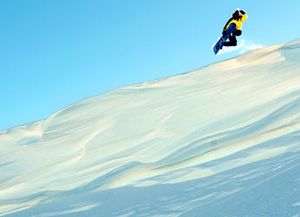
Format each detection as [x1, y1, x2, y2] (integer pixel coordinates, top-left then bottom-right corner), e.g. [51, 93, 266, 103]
[213, 9, 248, 54]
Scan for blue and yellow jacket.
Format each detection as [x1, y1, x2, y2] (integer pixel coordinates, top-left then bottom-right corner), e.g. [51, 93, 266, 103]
[224, 12, 248, 31]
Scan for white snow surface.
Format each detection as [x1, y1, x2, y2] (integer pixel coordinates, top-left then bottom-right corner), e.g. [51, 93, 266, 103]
[1, 39, 300, 217]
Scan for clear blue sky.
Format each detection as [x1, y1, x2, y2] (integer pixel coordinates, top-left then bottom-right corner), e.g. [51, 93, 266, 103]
[1, 0, 300, 130]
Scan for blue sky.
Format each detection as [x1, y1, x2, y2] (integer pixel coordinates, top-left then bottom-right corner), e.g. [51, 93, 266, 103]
[1, 0, 300, 130]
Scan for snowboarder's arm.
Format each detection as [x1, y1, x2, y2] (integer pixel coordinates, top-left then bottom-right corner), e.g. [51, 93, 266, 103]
[226, 23, 237, 35]
[222, 22, 237, 37]
[223, 17, 233, 31]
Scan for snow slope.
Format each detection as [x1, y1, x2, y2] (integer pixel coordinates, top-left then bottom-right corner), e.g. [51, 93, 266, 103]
[1, 39, 300, 217]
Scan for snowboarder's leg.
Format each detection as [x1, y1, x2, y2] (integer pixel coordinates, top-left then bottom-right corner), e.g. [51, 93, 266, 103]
[225, 23, 237, 36]
[223, 34, 237, 46]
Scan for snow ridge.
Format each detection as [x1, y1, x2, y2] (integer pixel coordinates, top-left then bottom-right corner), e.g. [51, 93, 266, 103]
[1, 39, 300, 217]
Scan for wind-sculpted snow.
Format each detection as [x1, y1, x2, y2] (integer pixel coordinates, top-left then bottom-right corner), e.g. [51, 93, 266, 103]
[1, 39, 300, 216]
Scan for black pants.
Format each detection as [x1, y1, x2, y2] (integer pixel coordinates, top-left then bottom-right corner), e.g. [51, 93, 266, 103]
[223, 30, 242, 47]
[223, 35, 237, 46]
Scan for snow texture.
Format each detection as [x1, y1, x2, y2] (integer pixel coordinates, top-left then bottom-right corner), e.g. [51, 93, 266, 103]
[1, 39, 300, 217]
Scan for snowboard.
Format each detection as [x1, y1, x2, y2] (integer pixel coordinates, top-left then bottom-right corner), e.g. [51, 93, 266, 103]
[213, 35, 228, 55]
